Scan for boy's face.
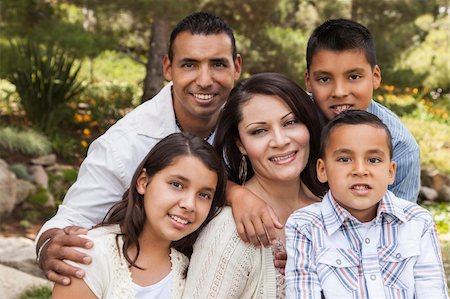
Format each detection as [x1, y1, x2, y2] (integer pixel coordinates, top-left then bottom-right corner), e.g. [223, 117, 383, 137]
[317, 124, 396, 222]
[305, 49, 381, 121]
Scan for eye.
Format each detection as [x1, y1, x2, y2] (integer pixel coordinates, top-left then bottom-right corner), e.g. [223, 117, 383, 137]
[199, 192, 212, 200]
[284, 119, 298, 127]
[251, 128, 266, 135]
[349, 74, 361, 80]
[182, 63, 195, 69]
[337, 157, 351, 163]
[317, 76, 330, 84]
[213, 62, 227, 68]
[368, 157, 381, 163]
[170, 181, 183, 189]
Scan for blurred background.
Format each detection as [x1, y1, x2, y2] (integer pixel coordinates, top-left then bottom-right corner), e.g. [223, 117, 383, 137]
[0, 0, 449, 298]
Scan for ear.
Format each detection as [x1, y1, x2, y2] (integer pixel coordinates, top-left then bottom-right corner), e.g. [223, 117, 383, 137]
[136, 171, 149, 195]
[372, 65, 382, 90]
[235, 138, 247, 155]
[163, 54, 172, 81]
[316, 158, 328, 183]
[388, 160, 396, 185]
[233, 54, 242, 80]
[304, 70, 312, 92]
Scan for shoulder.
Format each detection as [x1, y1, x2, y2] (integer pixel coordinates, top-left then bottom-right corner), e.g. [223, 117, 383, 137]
[286, 202, 324, 231]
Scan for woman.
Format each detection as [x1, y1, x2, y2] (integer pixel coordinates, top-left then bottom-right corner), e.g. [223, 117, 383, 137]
[52, 132, 226, 299]
[182, 73, 327, 298]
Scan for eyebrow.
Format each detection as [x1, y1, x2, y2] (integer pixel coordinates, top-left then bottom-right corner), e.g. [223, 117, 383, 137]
[332, 148, 387, 155]
[312, 67, 366, 76]
[245, 112, 293, 128]
[177, 57, 230, 64]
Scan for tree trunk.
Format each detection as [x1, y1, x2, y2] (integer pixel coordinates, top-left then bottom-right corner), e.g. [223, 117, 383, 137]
[141, 16, 169, 103]
[351, 0, 359, 20]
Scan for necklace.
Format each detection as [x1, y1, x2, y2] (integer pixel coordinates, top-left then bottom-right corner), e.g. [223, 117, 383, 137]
[175, 116, 215, 141]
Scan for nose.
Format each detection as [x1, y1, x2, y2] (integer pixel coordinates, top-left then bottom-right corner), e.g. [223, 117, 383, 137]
[351, 160, 368, 177]
[179, 193, 196, 212]
[196, 65, 213, 88]
[270, 127, 289, 148]
[332, 79, 348, 98]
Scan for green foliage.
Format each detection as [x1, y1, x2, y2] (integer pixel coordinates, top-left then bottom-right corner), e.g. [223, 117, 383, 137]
[19, 286, 51, 299]
[48, 168, 78, 204]
[0, 127, 52, 156]
[422, 203, 450, 235]
[49, 133, 82, 162]
[7, 41, 85, 134]
[27, 187, 49, 205]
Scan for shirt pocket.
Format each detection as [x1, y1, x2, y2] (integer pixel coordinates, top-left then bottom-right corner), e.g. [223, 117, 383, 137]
[379, 242, 420, 291]
[316, 247, 360, 295]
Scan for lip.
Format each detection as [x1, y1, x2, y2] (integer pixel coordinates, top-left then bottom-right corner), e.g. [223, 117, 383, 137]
[168, 214, 192, 229]
[268, 151, 297, 165]
[330, 104, 353, 115]
[349, 183, 371, 196]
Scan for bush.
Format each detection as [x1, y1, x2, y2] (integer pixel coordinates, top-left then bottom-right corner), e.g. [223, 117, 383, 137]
[7, 41, 84, 134]
[20, 286, 51, 299]
[0, 127, 52, 156]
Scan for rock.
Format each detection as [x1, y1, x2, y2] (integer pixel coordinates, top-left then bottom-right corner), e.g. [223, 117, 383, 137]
[45, 163, 75, 172]
[30, 154, 57, 166]
[0, 264, 52, 299]
[419, 186, 439, 202]
[15, 179, 37, 205]
[0, 159, 17, 220]
[0, 237, 44, 278]
[438, 186, 450, 203]
[29, 165, 48, 189]
[421, 168, 450, 192]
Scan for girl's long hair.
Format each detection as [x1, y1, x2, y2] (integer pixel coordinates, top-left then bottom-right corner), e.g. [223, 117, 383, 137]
[98, 132, 226, 269]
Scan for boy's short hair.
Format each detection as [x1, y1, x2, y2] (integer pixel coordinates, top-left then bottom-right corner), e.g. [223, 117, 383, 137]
[306, 19, 377, 71]
[319, 110, 393, 158]
[168, 12, 237, 61]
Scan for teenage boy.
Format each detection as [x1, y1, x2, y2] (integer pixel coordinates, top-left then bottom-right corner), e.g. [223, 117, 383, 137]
[285, 110, 448, 299]
[305, 19, 420, 202]
[35, 12, 284, 286]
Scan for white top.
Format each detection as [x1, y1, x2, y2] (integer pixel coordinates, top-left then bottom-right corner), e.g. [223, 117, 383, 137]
[132, 272, 173, 299]
[37, 82, 214, 241]
[66, 225, 188, 299]
[182, 207, 277, 298]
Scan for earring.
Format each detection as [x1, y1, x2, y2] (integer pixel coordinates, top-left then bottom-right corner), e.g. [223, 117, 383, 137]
[239, 155, 248, 185]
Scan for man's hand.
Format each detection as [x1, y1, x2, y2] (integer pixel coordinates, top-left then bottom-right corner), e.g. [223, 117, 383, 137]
[37, 226, 93, 285]
[227, 182, 283, 247]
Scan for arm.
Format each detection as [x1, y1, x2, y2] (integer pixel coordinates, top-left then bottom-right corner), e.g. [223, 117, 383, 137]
[183, 207, 260, 298]
[52, 276, 98, 299]
[36, 136, 136, 284]
[285, 218, 321, 299]
[227, 180, 282, 246]
[414, 218, 449, 298]
[390, 146, 420, 202]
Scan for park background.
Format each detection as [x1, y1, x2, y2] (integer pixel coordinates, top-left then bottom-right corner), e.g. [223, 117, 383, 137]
[0, 0, 449, 298]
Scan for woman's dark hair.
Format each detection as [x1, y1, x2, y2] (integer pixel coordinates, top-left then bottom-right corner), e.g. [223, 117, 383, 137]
[214, 72, 327, 198]
[100, 132, 226, 269]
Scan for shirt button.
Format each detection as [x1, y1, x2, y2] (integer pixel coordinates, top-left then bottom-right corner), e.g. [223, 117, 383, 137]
[395, 253, 401, 259]
[370, 274, 376, 280]
[365, 238, 371, 244]
[336, 259, 342, 265]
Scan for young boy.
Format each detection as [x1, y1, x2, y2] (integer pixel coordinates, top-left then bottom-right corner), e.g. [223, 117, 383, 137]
[305, 19, 420, 202]
[285, 110, 448, 299]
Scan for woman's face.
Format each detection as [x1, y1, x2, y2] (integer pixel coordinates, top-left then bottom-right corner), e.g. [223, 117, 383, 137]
[237, 94, 310, 183]
[136, 156, 217, 245]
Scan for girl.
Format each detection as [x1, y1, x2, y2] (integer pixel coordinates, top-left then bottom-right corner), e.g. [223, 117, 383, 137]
[53, 132, 226, 299]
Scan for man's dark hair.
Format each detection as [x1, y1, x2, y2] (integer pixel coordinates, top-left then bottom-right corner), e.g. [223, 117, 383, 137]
[319, 110, 393, 159]
[168, 12, 237, 61]
[306, 19, 377, 71]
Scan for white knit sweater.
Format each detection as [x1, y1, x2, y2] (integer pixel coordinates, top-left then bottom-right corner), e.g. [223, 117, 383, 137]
[182, 207, 277, 298]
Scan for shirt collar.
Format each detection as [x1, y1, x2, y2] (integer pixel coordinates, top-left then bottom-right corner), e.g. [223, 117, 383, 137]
[321, 190, 407, 235]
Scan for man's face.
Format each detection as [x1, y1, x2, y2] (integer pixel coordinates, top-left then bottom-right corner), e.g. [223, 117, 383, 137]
[305, 49, 381, 121]
[163, 32, 241, 123]
[317, 124, 396, 222]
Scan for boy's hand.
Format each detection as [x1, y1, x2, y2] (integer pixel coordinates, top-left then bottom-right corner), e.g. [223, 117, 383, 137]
[228, 182, 283, 247]
[37, 226, 93, 285]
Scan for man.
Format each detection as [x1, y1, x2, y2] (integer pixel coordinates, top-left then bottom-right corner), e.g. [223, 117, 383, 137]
[36, 12, 282, 286]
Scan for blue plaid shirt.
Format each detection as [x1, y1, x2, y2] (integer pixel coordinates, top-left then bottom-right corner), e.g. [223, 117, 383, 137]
[285, 190, 448, 299]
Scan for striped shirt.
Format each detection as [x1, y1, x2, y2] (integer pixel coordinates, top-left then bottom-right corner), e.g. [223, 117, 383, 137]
[367, 100, 420, 202]
[285, 191, 448, 299]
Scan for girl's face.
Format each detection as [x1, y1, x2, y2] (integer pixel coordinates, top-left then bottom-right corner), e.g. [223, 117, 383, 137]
[237, 94, 311, 183]
[136, 156, 218, 245]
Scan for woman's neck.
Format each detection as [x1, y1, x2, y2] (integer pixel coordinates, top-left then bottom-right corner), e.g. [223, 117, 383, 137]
[246, 176, 318, 225]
